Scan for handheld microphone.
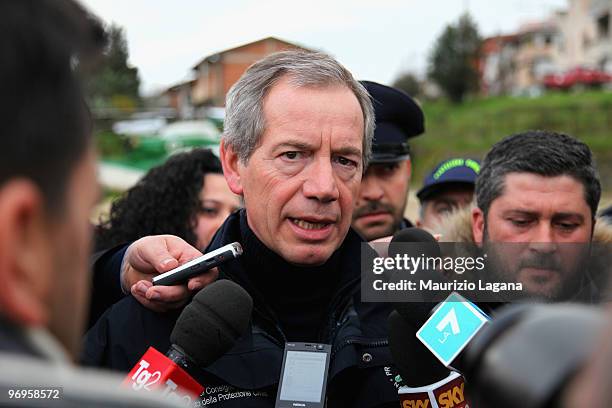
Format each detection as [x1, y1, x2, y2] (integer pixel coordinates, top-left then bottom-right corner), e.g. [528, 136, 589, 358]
[388, 311, 469, 408]
[123, 280, 253, 405]
[461, 303, 605, 408]
[389, 228, 490, 372]
[388, 228, 442, 325]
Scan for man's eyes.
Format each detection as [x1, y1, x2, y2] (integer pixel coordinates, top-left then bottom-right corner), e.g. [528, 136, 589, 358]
[556, 222, 579, 231]
[281, 151, 303, 160]
[334, 156, 358, 168]
[383, 163, 400, 172]
[434, 205, 453, 215]
[279, 151, 358, 168]
[509, 218, 532, 227]
[508, 218, 580, 232]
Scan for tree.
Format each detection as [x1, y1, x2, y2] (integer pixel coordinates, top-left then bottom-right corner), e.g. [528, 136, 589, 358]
[392, 72, 421, 97]
[428, 13, 481, 103]
[85, 24, 141, 110]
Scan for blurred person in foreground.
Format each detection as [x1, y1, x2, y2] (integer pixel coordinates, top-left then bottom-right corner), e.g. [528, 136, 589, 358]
[0, 1, 184, 406]
[438, 130, 612, 303]
[90, 148, 240, 325]
[416, 157, 480, 232]
[351, 81, 424, 241]
[84, 50, 401, 407]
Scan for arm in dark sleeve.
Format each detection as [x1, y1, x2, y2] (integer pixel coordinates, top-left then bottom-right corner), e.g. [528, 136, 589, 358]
[81, 306, 111, 368]
[87, 244, 129, 329]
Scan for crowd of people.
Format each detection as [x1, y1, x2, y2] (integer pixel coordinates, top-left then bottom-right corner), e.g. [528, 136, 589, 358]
[2, 0, 612, 407]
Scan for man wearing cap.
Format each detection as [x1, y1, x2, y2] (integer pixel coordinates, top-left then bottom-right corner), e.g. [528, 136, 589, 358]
[416, 158, 480, 231]
[352, 81, 424, 241]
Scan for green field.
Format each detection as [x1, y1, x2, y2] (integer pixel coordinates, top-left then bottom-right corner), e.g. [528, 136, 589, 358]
[411, 91, 612, 193]
[96, 91, 612, 200]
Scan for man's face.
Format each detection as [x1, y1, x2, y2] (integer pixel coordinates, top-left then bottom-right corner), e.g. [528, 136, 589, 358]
[352, 160, 411, 241]
[419, 185, 474, 231]
[47, 147, 99, 357]
[224, 77, 364, 265]
[472, 173, 593, 300]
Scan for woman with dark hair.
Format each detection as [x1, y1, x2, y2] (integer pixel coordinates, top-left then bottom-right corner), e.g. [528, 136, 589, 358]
[96, 148, 240, 252]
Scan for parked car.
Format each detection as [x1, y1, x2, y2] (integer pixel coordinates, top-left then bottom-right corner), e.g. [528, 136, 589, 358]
[543, 67, 612, 90]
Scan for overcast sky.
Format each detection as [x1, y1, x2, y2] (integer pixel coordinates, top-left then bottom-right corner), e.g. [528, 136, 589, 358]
[81, 0, 567, 95]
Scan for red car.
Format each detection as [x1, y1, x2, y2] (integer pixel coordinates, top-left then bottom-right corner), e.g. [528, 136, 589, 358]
[543, 67, 612, 89]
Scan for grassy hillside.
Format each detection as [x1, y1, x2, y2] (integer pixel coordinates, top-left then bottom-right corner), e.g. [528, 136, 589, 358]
[411, 91, 612, 193]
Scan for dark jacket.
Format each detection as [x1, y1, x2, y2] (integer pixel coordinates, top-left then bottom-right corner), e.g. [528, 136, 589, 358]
[88, 244, 128, 329]
[83, 210, 400, 407]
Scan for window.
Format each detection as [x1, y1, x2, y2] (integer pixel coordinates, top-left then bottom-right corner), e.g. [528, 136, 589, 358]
[597, 13, 610, 39]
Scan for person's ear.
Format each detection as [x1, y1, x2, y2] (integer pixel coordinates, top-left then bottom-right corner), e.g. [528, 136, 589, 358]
[0, 180, 51, 327]
[405, 158, 412, 181]
[220, 141, 244, 196]
[472, 207, 485, 246]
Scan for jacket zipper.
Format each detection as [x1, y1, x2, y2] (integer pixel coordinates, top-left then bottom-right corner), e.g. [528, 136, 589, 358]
[331, 338, 389, 361]
[320, 275, 360, 342]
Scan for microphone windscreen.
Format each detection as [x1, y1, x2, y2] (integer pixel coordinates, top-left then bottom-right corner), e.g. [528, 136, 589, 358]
[388, 310, 450, 387]
[390, 227, 438, 244]
[170, 279, 253, 367]
[389, 228, 441, 326]
[389, 227, 440, 259]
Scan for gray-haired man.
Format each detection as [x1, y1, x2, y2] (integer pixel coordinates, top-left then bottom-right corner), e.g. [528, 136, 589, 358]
[85, 50, 399, 407]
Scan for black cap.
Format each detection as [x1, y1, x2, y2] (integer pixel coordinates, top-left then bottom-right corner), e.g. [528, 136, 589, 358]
[361, 81, 424, 164]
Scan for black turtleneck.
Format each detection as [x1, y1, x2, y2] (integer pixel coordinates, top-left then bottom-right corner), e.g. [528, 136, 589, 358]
[238, 213, 343, 342]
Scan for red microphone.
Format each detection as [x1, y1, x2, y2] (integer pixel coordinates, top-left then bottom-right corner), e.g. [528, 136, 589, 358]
[122, 280, 253, 405]
[124, 347, 204, 405]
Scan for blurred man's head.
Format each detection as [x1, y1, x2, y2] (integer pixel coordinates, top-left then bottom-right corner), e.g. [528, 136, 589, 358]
[221, 50, 374, 265]
[352, 81, 424, 241]
[417, 158, 480, 231]
[0, 0, 104, 357]
[472, 131, 601, 300]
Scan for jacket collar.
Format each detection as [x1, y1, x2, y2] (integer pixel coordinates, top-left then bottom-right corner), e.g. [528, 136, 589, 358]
[205, 209, 375, 341]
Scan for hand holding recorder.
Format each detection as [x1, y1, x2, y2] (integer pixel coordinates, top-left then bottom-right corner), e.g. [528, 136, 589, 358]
[121, 236, 241, 312]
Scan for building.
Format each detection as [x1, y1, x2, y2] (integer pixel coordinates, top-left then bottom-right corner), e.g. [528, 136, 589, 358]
[556, 0, 598, 70]
[512, 20, 561, 94]
[480, 34, 519, 95]
[480, 20, 560, 96]
[161, 79, 196, 119]
[160, 37, 312, 118]
[588, 0, 612, 71]
[191, 37, 311, 107]
[479, 0, 612, 95]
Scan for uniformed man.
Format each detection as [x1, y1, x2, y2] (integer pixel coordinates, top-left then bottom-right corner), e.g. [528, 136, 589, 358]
[416, 157, 480, 231]
[352, 81, 424, 241]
